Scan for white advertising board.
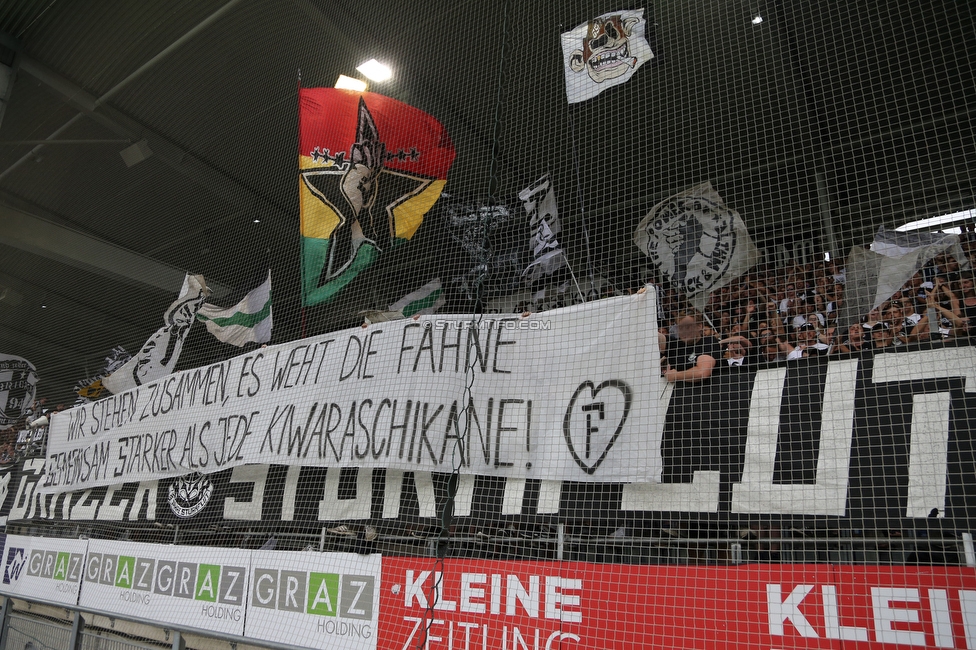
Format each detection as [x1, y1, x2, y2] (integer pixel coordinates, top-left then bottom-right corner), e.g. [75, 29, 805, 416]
[245, 550, 381, 650]
[0, 534, 87, 605]
[79, 539, 249, 636]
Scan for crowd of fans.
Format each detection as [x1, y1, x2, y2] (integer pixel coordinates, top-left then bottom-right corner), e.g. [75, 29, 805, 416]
[658, 224, 976, 381]
[6, 223, 975, 566]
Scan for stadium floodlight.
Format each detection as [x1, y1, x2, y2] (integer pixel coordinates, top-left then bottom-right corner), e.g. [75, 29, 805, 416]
[335, 75, 367, 92]
[752, 15, 763, 24]
[356, 59, 393, 82]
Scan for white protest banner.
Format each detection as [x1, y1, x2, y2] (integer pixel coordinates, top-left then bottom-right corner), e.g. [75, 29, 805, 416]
[80, 540, 249, 636]
[246, 551, 380, 650]
[43, 291, 662, 492]
[0, 534, 87, 605]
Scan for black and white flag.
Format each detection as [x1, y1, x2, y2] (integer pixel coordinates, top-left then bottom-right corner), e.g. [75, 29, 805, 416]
[74, 346, 130, 404]
[561, 9, 654, 103]
[634, 181, 758, 310]
[102, 274, 211, 394]
[870, 225, 969, 262]
[0, 354, 37, 426]
[519, 174, 569, 285]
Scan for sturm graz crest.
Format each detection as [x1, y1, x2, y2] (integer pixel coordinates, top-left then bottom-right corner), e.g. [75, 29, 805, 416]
[633, 181, 757, 308]
[167, 472, 214, 518]
[642, 194, 737, 299]
[0, 355, 37, 427]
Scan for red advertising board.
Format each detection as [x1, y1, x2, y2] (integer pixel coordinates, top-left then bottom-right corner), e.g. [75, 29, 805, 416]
[379, 558, 976, 649]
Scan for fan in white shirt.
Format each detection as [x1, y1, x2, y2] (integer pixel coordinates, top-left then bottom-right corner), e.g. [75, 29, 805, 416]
[785, 324, 831, 360]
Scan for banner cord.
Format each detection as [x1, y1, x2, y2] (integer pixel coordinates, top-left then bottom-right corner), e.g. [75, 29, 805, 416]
[417, 0, 511, 644]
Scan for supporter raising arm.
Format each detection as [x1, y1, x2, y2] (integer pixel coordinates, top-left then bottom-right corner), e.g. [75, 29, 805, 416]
[661, 309, 720, 383]
[782, 323, 832, 359]
[910, 277, 967, 340]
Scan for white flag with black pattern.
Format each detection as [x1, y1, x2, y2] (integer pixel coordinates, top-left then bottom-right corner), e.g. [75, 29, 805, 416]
[102, 273, 211, 394]
[634, 181, 758, 311]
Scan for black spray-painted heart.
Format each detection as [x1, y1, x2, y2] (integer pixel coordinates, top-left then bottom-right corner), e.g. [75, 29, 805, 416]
[562, 379, 632, 475]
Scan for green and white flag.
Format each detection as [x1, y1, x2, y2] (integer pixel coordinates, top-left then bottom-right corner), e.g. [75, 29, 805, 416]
[390, 278, 445, 317]
[197, 271, 272, 347]
[362, 279, 445, 324]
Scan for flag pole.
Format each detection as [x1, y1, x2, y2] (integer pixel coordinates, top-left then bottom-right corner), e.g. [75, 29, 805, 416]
[701, 308, 718, 334]
[558, 22, 597, 300]
[296, 68, 307, 339]
[565, 253, 586, 303]
[567, 99, 597, 299]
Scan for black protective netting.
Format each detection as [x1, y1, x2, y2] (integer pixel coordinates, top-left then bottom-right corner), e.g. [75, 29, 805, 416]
[0, 1, 974, 648]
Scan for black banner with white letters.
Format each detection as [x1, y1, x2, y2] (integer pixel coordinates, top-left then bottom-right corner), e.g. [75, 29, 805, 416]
[7, 345, 976, 530]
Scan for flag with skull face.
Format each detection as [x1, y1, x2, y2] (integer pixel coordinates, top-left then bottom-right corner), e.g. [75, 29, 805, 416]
[561, 8, 654, 104]
[298, 88, 456, 307]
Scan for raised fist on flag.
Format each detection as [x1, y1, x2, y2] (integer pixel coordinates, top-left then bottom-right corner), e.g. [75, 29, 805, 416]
[299, 89, 455, 307]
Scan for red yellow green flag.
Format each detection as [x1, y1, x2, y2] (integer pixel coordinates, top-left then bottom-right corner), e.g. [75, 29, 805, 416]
[298, 88, 455, 307]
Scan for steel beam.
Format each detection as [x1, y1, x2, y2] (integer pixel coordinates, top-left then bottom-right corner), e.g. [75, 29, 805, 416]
[14, 52, 293, 245]
[69, 612, 85, 650]
[0, 139, 130, 145]
[2, 0, 291, 232]
[13, 55, 286, 216]
[0, 321, 88, 360]
[0, 201, 198, 294]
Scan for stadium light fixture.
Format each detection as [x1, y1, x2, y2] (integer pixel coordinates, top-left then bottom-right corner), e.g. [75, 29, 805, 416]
[752, 15, 764, 24]
[335, 75, 367, 92]
[356, 59, 393, 82]
[896, 208, 975, 233]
